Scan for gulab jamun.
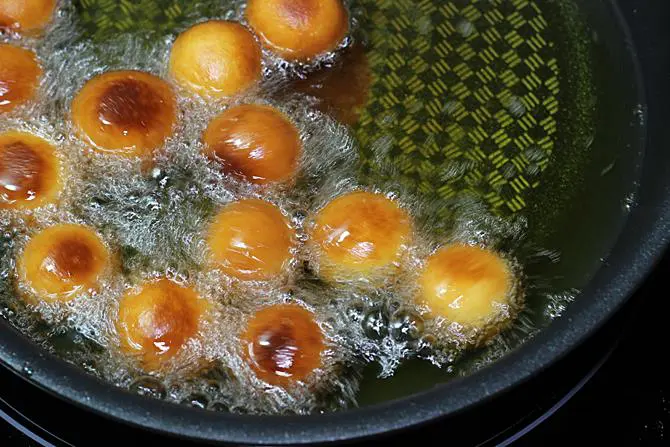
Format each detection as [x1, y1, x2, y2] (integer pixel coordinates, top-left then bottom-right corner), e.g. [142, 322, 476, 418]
[169, 21, 262, 98]
[18, 224, 109, 302]
[246, 0, 349, 61]
[310, 191, 412, 280]
[71, 70, 177, 157]
[206, 199, 293, 281]
[117, 279, 206, 370]
[417, 244, 515, 333]
[0, 131, 60, 209]
[241, 303, 324, 386]
[0, 44, 42, 114]
[203, 104, 302, 185]
[0, 0, 56, 34]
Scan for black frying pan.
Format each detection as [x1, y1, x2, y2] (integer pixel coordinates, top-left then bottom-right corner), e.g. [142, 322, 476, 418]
[1, 0, 669, 444]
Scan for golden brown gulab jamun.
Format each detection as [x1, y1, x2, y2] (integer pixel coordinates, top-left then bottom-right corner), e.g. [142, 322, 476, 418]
[169, 21, 262, 98]
[310, 191, 412, 280]
[18, 224, 109, 302]
[117, 279, 207, 370]
[202, 104, 302, 185]
[0, 44, 42, 114]
[71, 70, 177, 157]
[0, 131, 60, 209]
[206, 199, 293, 281]
[417, 244, 515, 332]
[246, 0, 349, 61]
[241, 303, 324, 386]
[0, 0, 56, 34]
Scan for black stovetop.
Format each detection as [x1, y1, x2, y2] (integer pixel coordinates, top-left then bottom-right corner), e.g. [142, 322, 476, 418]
[517, 258, 670, 446]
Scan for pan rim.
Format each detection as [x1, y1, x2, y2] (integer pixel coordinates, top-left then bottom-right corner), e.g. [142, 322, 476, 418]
[0, 0, 664, 444]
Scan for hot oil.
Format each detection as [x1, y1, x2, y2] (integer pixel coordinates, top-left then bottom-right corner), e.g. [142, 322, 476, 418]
[0, 0, 580, 414]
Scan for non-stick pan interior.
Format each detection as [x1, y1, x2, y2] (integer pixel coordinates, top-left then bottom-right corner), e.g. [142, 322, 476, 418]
[0, 0, 646, 427]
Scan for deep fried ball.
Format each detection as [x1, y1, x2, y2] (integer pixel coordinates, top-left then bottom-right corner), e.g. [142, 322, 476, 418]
[19, 224, 109, 302]
[247, 0, 348, 61]
[117, 279, 207, 371]
[206, 199, 293, 280]
[169, 21, 262, 98]
[417, 244, 515, 333]
[0, 0, 56, 34]
[310, 191, 412, 280]
[203, 104, 301, 185]
[0, 131, 60, 209]
[241, 303, 324, 386]
[0, 44, 42, 114]
[71, 70, 176, 157]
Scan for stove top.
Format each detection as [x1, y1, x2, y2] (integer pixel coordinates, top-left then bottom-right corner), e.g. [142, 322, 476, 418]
[517, 261, 670, 447]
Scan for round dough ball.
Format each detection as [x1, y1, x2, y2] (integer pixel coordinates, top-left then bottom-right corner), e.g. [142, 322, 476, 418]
[0, 44, 42, 113]
[247, 0, 348, 61]
[417, 244, 515, 331]
[117, 279, 206, 370]
[71, 70, 176, 157]
[0, 131, 60, 209]
[310, 191, 412, 280]
[206, 199, 293, 280]
[241, 303, 324, 386]
[19, 224, 109, 302]
[203, 104, 301, 184]
[169, 20, 262, 98]
[0, 0, 56, 34]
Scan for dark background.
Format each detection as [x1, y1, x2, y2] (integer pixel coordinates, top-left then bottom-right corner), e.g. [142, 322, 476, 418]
[2, 0, 670, 445]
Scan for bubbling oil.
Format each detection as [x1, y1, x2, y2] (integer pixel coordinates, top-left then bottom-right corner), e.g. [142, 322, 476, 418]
[0, 0, 579, 415]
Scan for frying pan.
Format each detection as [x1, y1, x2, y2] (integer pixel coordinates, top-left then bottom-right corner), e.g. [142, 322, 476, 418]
[1, 0, 669, 444]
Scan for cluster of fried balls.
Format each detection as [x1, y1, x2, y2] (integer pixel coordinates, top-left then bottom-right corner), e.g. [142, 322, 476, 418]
[0, 0, 519, 389]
